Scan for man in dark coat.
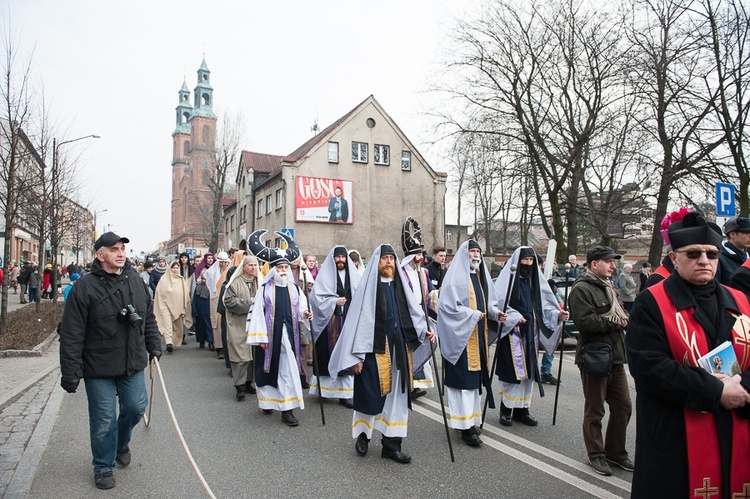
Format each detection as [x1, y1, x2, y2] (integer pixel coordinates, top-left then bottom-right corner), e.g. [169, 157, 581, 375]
[59, 232, 162, 490]
[718, 215, 750, 285]
[627, 213, 750, 497]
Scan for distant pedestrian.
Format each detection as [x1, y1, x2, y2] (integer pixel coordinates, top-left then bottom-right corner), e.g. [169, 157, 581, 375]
[63, 273, 80, 301]
[617, 264, 637, 312]
[17, 261, 32, 303]
[149, 256, 167, 294]
[28, 266, 39, 303]
[154, 261, 189, 353]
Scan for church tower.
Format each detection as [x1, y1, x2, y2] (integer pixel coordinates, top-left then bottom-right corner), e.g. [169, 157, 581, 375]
[169, 58, 217, 253]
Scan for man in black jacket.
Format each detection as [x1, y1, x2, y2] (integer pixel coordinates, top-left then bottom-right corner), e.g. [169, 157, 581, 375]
[17, 261, 32, 304]
[59, 232, 162, 490]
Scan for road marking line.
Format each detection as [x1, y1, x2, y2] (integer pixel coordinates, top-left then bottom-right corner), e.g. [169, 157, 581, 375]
[413, 398, 630, 498]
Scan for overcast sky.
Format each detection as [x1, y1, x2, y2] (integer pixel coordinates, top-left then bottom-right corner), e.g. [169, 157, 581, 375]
[7, 1, 473, 256]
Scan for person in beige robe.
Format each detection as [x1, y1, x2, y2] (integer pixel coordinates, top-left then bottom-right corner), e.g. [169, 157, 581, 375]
[223, 255, 262, 400]
[154, 261, 189, 352]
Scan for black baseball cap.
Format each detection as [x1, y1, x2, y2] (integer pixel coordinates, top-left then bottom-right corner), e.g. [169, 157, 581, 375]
[94, 232, 130, 251]
[586, 246, 622, 265]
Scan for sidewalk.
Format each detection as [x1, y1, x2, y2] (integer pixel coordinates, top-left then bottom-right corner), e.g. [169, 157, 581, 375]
[0, 295, 64, 498]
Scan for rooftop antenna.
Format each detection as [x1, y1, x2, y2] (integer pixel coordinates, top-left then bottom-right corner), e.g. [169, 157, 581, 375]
[310, 108, 319, 135]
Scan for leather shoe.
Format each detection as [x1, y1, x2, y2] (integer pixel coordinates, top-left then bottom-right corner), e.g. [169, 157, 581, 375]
[115, 447, 131, 466]
[513, 413, 538, 426]
[411, 388, 427, 399]
[166, 344, 173, 353]
[281, 410, 299, 426]
[95, 471, 115, 490]
[262, 409, 273, 415]
[339, 398, 354, 409]
[245, 382, 257, 394]
[355, 433, 369, 456]
[500, 413, 513, 426]
[381, 448, 411, 464]
[461, 429, 482, 446]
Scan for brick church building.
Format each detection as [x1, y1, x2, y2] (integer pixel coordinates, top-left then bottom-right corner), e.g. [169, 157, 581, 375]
[167, 58, 217, 254]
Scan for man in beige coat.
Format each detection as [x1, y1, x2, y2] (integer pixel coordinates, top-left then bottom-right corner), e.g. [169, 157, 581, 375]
[223, 255, 262, 400]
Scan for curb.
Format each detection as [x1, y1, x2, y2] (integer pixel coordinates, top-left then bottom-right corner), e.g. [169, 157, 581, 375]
[0, 362, 60, 412]
[0, 330, 58, 358]
[4, 374, 63, 499]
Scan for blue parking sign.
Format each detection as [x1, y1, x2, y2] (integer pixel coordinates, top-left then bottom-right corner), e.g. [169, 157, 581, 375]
[716, 183, 736, 217]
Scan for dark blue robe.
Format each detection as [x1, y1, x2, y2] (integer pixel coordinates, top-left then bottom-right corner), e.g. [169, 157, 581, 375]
[254, 286, 295, 389]
[353, 279, 411, 415]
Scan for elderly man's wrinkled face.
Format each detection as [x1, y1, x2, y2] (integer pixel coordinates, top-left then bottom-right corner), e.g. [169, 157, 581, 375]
[468, 248, 482, 271]
[274, 263, 290, 286]
[671, 244, 719, 286]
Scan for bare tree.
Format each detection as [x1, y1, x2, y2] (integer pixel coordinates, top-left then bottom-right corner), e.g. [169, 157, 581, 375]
[198, 110, 245, 251]
[0, 21, 44, 330]
[440, 0, 628, 261]
[627, 0, 726, 265]
[697, 0, 750, 214]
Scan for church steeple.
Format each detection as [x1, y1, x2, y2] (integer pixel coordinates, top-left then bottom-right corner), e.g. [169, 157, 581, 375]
[173, 79, 193, 135]
[193, 57, 215, 118]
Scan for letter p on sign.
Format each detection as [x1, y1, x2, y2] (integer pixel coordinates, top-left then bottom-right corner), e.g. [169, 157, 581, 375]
[716, 183, 736, 217]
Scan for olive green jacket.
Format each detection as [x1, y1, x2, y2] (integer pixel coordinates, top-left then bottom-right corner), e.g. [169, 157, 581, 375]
[568, 273, 627, 366]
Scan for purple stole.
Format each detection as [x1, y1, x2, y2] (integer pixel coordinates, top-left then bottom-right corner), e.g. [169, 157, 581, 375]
[261, 281, 303, 373]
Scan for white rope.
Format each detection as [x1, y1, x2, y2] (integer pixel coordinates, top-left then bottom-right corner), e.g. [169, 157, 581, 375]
[144, 358, 216, 499]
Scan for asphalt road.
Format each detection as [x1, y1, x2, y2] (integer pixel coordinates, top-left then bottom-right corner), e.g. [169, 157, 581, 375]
[29, 339, 635, 498]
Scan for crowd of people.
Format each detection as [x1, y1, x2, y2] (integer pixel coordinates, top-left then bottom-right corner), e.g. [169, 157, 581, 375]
[55, 208, 750, 496]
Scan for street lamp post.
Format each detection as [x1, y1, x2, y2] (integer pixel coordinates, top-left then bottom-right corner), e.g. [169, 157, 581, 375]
[50, 134, 100, 302]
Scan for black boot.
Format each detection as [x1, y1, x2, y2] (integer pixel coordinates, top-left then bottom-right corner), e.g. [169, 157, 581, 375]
[355, 432, 369, 456]
[199, 342, 205, 349]
[300, 375, 310, 389]
[235, 385, 246, 401]
[381, 436, 411, 463]
[461, 426, 482, 446]
[281, 410, 299, 426]
[512, 407, 538, 426]
[245, 381, 256, 394]
[500, 403, 513, 427]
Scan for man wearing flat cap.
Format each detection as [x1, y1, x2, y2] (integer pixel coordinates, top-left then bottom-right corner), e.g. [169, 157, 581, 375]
[568, 245, 632, 477]
[626, 212, 750, 497]
[59, 232, 162, 490]
[718, 215, 750, 285]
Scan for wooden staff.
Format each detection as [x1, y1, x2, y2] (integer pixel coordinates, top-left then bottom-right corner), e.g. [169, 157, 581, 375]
[552, 264, 571, 425]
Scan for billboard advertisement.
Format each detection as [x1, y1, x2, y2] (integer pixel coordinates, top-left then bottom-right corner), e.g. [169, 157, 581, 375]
[295, 175, 353, 224]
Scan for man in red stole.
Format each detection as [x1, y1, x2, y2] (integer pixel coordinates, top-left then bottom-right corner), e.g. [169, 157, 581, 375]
[627, 212, 750, 498]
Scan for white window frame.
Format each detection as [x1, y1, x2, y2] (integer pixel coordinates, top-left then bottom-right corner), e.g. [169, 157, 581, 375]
[328, 142, 339, 163]
[257, 199, 263, 218]
[276, 188, 283, 210]
[447, 229, 453, 242]
[374, 144, 390, 166]
[352, 142, 368, 163]
[266, 194, 272, 214]
[401, 150, 411, 171]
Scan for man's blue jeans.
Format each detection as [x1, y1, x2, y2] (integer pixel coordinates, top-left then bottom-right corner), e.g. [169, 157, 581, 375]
[541, 352, 554, 375]
[84, 371, 147, 474]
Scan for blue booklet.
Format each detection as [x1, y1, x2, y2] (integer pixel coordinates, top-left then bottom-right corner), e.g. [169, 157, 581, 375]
[697, 341, 741, 376]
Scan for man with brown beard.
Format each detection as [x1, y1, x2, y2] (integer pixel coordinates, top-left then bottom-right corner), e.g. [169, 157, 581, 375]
[329, 244, 431, 463]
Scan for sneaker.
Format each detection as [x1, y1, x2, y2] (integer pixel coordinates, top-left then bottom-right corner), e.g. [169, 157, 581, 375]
[606, 457, 634, 472]
[588, 457, 613, 476]
[540, 373, 558, 385]
[115, 447, 131, 467]
[95, 471, 116, 489]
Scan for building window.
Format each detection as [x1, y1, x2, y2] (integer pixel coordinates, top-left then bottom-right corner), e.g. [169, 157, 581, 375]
[401, 151, 411, 171]
[225, 219, 229, 234]
[374, 144, 390, 166]
[352, 142, 367, 163]
[276, 188, 283, 210]
[266, 195, 272, 214]
[328, 142, 339, 163]
[230, 215, 235, 231]
[183, 141, 190, 156]
[447, 229, 453, 242]
[257, 199, 263, 218]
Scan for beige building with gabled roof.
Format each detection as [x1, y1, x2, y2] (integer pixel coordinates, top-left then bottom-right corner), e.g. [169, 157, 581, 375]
[224, 95, 447, 262]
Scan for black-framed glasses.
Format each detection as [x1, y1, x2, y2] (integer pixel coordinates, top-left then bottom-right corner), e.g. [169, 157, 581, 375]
[675, 249, 720, 260]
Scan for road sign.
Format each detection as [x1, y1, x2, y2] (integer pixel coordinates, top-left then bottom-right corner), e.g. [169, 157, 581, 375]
[716, 183, 736, 217]
[279, 228, 295, 249]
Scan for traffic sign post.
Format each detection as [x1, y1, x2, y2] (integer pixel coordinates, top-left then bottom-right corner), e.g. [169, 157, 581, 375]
[716, 183, 736, 217]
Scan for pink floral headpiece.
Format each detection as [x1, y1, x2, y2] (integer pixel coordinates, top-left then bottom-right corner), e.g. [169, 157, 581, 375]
[660, 207, 690, 245]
